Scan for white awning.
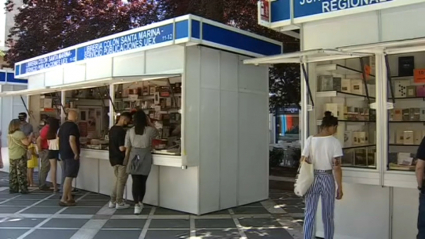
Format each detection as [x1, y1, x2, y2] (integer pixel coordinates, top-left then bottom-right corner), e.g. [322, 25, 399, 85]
[243, 49, 371, 65]
[0, 74, 181, 97]
[338, 37, 425, 54]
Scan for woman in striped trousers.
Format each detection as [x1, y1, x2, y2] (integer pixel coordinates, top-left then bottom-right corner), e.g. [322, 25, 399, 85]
[301, 111, 344, 239]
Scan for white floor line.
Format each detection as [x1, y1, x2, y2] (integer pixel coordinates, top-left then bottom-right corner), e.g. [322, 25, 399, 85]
[94, 202, 115, 215]
[189, 215, 196, 237]
[15, 194, 57, 214]
[16, 192, 91, 239]
[69, 219, 108, 239]
[228, 209, 247, 239]
[0, 188, 40, 205]
[0, 187, 8, 191]
[261, 199, 287, 214]
[139, 207, 156, 239]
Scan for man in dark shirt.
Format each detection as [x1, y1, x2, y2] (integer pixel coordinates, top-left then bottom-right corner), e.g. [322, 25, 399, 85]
[416, 137, 425, 238]
[108, 112, 131, 209]
[58, 110, 80, 206]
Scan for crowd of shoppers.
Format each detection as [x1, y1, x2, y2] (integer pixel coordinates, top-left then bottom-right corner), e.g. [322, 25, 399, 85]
[5, 109, 157, 214]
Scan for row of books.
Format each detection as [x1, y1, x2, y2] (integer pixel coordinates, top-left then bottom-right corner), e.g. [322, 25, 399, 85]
[325, 104, 376, 121]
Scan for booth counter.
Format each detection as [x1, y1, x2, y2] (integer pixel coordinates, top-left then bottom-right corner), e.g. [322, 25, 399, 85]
[2, 15, 282, 215]
[248, 1, 425, 238]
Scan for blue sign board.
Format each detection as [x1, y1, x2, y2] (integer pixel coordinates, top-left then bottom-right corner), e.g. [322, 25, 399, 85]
[77, 23, 174, 61]
[294, 0, 393, 18]
[20, 50, 77, 75]
[271, 0, 291, 22]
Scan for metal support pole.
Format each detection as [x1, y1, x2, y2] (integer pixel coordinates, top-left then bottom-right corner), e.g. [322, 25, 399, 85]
[301, 63, 314, 107]
[385, 55, 395, 104]
[359, 57, 371, 104]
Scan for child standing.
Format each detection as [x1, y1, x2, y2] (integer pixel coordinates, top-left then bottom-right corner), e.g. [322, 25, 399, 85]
[27, 143, 38, 187]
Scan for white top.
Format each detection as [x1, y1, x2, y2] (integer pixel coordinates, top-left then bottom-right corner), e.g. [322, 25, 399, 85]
[301, 135, 343, 170]
[48, 138, 59, 150]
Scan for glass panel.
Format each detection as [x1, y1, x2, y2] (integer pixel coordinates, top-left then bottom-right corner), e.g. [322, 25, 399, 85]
[313, 58, 377, 169]
[387, 54, 420, 172]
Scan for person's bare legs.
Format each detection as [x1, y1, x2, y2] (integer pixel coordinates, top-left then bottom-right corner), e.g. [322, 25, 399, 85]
[27, 168, 34, 187]
[61, 177, 73, 203]
[49, 159, 57, 192]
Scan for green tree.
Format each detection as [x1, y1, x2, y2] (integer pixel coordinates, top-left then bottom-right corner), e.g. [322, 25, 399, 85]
[6, 0, 159, 65]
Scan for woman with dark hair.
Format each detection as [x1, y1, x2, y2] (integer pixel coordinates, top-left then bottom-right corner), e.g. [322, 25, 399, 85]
[124, 110, 158, 215]
[47, 118, 60, 192]
[302, 111, 343, 239]
[8, 119, 31, 194]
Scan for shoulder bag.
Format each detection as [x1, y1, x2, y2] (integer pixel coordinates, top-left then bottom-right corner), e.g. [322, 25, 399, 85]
[294, 136, 314, 197]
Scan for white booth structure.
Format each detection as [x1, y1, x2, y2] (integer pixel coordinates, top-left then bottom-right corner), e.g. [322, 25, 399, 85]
[249, 0, 425, 238]
[3, 15, 282, 215]
[0, 71, 27, 173]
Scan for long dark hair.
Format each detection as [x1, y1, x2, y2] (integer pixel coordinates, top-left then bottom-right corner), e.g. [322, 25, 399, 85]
[321, 111, 338, 128]
[133, 110, 147, 135]
[47, 118, 60, 140]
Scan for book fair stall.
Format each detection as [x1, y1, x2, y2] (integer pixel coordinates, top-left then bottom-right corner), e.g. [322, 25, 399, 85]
[0, 71, 27, 173]
[0, 15, 282, 215]
[247, 0, 425, 238]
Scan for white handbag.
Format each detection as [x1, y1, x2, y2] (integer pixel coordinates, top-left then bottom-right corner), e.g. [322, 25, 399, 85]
[294, 137, 314, 197]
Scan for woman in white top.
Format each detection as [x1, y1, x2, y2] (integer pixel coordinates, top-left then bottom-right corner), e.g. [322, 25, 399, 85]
[301, 111, 343, 239]
[46, 118, 60, 192]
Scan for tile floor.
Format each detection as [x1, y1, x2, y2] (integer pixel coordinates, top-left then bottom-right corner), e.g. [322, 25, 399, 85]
[0, 173, 304, 239]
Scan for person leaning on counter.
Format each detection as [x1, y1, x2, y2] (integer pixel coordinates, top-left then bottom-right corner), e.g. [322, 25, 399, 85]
[124, 110, 158, 215]
[108, 112, 132, 210]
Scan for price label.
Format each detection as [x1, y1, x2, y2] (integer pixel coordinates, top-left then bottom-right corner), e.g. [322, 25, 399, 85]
[414, 69, 425, 83]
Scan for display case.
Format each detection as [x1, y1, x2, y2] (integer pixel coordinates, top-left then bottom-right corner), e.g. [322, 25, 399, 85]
[386, 53, 425, 172]
[113, 77, 182, 156]
[314, 61, 377, 169]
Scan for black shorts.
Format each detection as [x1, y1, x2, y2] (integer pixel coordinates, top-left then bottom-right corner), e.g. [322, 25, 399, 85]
[47, 150, 59, 160]
[63, 158, 80, 178]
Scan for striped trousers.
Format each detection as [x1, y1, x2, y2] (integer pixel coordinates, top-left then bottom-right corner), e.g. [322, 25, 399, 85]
[303, 170, 336, 239]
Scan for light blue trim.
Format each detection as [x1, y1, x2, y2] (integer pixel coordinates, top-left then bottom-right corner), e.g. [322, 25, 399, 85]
[14, 15, 282, 79]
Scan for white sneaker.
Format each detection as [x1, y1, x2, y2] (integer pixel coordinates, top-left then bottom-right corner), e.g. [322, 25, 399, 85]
[108, 201, 116, 208]
[134, 205, 142, 215]
[116, 202, 130, 210]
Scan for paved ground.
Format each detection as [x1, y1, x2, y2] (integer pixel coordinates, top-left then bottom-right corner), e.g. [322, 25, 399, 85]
[0, 172, 304, 239]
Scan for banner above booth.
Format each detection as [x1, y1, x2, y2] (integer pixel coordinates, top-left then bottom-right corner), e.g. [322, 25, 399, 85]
[259, 0, 425, 30]
[0, 70, 27, 85]
[14, 15, 283, 79]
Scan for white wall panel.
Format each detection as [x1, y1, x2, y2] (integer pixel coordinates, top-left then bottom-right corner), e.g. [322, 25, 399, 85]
[219, 91, 238, 208]
[199, 88, 220, 214]
[145, 46, 184, 74]
[200, 47, 220, 89]
[63, 64, 86, 84]
[392, 188, 418, 239]
[159, 166, 199, 214]
[381, 3, 425, 42]
[184, 46, 200, 167]
[238, 56, 268, 92]
[86, 57, 112, 80]
[44, 68, 64, 87]
[316, 184, 390, 239]
[113, 52, 145, 77]
[28, 74, 45, 89]
[76, 157, 99, 193]
[303, 12, 379, 50]
[220, 52, 238, 92]
[238, 92, 268, 205]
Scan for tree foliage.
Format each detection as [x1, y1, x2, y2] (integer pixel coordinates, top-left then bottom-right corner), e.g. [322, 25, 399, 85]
[6, 0, 159, 65]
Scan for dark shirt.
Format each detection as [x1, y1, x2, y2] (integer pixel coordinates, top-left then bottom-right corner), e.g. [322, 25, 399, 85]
[109, 125, 126, 166]
[58, 121, 80, 160]
[418, 137, 425, 161]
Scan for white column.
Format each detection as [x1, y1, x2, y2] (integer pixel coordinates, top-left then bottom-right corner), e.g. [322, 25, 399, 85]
[61, 90, 66, 123]
[375, 52, 388, 186]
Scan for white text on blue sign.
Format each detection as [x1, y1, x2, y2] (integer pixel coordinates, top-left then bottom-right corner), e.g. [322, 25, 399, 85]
[299, 0, 390, 13]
